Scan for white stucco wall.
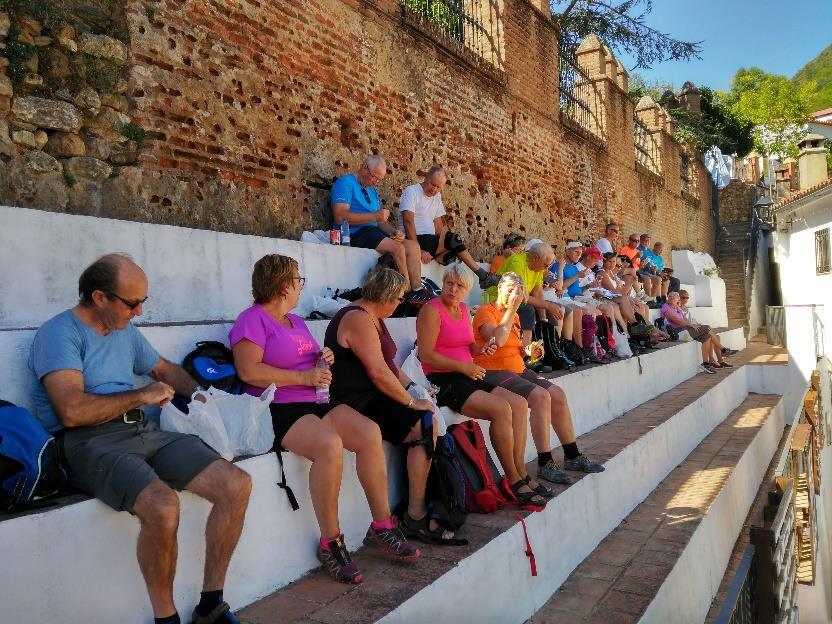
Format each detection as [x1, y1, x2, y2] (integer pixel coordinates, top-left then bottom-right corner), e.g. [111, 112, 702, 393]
[671, 249, 729, 325]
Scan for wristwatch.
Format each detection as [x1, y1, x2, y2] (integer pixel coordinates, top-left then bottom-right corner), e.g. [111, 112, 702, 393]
[406, 397, 414, 408]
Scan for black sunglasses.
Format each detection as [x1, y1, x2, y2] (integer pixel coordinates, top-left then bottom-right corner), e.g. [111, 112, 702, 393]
[629, 238, 639, 243]
[107, 292, 148, 310]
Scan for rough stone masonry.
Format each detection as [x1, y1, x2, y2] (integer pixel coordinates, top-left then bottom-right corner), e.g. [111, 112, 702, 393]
[0, 0, 714, 261]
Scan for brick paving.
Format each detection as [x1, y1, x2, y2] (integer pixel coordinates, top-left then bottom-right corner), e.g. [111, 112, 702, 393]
[237, 340, 773, 624]
[528, 393, 780, 624]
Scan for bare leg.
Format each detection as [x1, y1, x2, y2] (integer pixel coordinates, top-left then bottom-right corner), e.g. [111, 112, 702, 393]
[457, 249, 484, 274]
[615, 295, 637, 325]
[547, 384, 577, 444]
[493, 387, 529, 478]
[282, 415, 345, 538]
[526, 386, 552, 453]
[572, 309, 583, 347]
[324, 405, 389, 521]
[401, 417, 437, 519]
[185, 460, 252, 592]
[403, 238, 424, 290]
[133, 480, 181, 618]
[376, 238, 411, 288]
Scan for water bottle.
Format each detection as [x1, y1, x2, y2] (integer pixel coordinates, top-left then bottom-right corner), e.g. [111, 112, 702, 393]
[314, 352, 330, 404]
[340, 219, 351, 247]
[325, 287, 334, 299]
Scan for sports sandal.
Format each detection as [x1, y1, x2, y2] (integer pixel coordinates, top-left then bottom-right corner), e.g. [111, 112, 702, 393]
[523, 474, 556, 498]
[401, 513, 468, 546]
[317, 535, 363, 584]
[191, 602, 239, 624]
[509, 479, 547, 508]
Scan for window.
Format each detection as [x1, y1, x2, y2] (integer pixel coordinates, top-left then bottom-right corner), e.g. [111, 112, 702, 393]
[816, 228, 831, 275]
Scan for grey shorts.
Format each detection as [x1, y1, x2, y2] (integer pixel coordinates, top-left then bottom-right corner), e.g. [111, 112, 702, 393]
[61, 417, 221, 512]
[483, 368, 553, 398]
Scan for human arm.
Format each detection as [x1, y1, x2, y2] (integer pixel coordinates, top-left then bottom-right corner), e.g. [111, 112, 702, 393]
[662, 308, 697, 329]
[433, 217, 448, 254]
[333, 201, 390, 227]
[416, 304, 484, 378]
[402, 210, 419, 242]
[477, 297, 522, 348]
[42, 368, 174, 428]
[232, 340, 331, 389]
[527, 285, 564, 320]
[149, 357, 202, 396]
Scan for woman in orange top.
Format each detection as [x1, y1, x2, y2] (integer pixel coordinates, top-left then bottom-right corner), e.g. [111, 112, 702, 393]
[472, 273, 605, 487]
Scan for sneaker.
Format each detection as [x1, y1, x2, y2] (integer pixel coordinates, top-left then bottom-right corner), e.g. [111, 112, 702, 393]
[563, 454, 605, 473]
[722, 348, 739, 356]
[700, 362, 716, 374]
[715, 361, 733, 368]
[647, 301, 661, 309]
[363, 518, 421, 561]
[405, 288, 435, 306]
[317, 535, 362, 584]
[538, 459, 572, 485]
[479, 272, 501, 289]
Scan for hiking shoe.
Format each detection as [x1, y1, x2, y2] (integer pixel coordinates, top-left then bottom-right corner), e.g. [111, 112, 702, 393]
[538, 459, 572, 485]
[700, 362, 716, 374]
[363, 518, 421, 561]
[722, 347, 738, 356]
[714, 361, 733, 369]
[563, 454, 605, 473]
[479, 272, 501, 289]
[317, 535, 362, 584]
[405, 288, 434, 306]
[191, 602, 240, 624]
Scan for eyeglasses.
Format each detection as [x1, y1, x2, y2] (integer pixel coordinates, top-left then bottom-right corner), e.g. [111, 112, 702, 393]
[107, 292, 148, 310]
[629, 238, 639, 243]
[680, 296, 689, 300]
[363, 165, 383, 185]
[292, 277, 306, 287]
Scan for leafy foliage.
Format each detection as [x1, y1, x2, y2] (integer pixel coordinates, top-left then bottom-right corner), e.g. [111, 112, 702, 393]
[725, 67, 815, 156]
[121, 122, 147, 147]
[551, 0, 702, 69]
[793, 44, 832, 113]
[402, 0, 461, 37]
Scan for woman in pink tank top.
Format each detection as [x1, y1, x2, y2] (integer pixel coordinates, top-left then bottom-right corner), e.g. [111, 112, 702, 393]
[416, 265, 549, 507]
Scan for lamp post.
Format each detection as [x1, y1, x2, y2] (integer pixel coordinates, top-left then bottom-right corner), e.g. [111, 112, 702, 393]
[754, 195, 775, 230]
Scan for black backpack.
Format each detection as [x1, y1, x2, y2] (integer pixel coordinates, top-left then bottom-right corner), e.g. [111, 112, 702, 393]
[182, 341, 242, 394]
[425, 435, 468, 531]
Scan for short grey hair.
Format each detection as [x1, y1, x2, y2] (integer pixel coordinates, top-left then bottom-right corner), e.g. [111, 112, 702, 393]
[528, 242, 554, 262]
[426, 165, 445, 178]
[364, 154, 386, 170]
[666, 291, 680, 303]
[442, 263, 475, 292]
[362, 267, 407, 304]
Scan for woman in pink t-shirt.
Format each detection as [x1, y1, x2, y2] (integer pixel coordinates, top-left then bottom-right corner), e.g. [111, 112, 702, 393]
[416, 264, 547, 508]
[230, 255, 418, 585]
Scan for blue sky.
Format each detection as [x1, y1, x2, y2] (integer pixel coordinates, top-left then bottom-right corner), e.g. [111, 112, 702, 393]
[615, 0, 832, 93]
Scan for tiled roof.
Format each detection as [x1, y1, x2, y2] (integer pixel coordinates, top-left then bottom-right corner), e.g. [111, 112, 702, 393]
[773, 178, 832, 210]
[811, 107, 832, 118]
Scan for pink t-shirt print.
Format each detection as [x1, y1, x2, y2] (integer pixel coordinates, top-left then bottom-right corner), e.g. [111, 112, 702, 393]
[229, 305, 320, 404]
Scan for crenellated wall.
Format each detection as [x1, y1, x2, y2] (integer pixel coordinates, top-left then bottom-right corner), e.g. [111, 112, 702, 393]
[0, 0, 715, 259]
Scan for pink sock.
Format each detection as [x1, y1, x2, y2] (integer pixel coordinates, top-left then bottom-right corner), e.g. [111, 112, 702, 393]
[319, 534, 339, 550]
[371, 516, 395, 530]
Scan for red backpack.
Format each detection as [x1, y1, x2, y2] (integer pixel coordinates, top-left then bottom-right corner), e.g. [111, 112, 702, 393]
[447, 421, 514, 513]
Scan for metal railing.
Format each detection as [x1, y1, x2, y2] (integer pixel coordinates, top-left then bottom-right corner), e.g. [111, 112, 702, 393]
[680, 154, 691, 194]
[399, 0, 504, 71]
[634, 115, 660, 174]
[557, 38, 606, 142]
[715, 544, 756, 624]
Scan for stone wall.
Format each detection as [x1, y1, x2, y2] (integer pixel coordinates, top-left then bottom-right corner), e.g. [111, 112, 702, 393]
[719, 180, 756, 225]
[0, 0, 715, 260]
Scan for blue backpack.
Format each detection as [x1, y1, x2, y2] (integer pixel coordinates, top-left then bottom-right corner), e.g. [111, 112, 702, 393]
[0, 401, 67, 511]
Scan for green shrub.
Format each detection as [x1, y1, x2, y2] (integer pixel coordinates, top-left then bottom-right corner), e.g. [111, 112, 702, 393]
[121, 122, 147, 147]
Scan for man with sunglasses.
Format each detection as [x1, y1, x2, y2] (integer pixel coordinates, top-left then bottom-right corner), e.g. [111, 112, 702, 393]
[398, 165, 499, 289]
[27, 253, 252, 624]
[332, 155, 433, 304]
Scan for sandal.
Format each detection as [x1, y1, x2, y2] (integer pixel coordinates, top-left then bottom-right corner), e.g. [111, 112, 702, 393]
[401, 513, 468, 546]
[523, 474, 555, 498]
[191, 602, 239, 624]
[509, 479, 547, 509]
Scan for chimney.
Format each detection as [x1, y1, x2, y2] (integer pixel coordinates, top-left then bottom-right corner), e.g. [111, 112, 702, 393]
[774, 163, 791, 199]
[797, 133, 829, 190]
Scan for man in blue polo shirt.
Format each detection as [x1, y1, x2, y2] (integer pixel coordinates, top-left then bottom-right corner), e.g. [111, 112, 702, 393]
[331, 155, 432, 303]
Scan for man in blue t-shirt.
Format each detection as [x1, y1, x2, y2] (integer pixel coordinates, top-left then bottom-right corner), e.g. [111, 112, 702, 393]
[331, 155, 432, 303]
[28, 254, 252, 624]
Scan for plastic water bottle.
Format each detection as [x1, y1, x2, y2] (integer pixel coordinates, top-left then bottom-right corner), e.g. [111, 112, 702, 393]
[325, 287, 334, 299]
[315, 352, 330, 404]
[340, 219, 351, 247]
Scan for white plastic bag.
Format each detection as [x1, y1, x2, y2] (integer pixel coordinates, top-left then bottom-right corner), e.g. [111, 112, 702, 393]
[160, 396, 235, 461]
[311, 295, 351, 318]
[207, 384, 276, 457]
[612, 322, 633, 358]
[301, 230, 330, 245]
[400, 347, 448, 434]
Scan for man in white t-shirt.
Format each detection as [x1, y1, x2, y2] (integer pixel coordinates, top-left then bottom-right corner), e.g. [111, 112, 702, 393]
[399, 165, 499, 289]
[594, 222, 620, 264]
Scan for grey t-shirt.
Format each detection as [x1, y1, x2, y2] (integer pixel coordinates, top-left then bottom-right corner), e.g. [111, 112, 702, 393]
[28, 310, 160, 432]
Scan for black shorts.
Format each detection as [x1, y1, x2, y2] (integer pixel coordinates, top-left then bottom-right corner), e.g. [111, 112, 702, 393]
[351, 226, 389, 250]
[518, 303, 537, 331]
[427, 372, 496, 413]
[355, 393, 426, 446]
[417, 232, 466, 263]
[270, 402, 331, 448]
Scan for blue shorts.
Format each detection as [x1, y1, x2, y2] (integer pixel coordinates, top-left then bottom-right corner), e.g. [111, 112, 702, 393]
[351, 226, 389, 250]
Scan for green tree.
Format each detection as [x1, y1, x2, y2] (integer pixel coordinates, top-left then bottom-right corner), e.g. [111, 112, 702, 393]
[552, 0, 702, 69]
[726, 67, 815, 156]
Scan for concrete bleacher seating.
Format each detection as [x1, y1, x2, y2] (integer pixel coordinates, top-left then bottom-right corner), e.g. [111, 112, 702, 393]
[1, 205, 753, 622]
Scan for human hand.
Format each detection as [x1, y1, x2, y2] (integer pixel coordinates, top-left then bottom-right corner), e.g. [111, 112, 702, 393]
[305, 367, 332, 388]
[421, 250, 432, 264]
[376, 208, 391, 223]
[410, 398, 435, 413]
[507, 288, 523, 310]
[320, 347, 335, 366]
[578, 268, 590, 278]
[548, 304, 564, 320]
[481, 337, 498, 356]
[142, 381, 175, 406]
[465, 363, 487, 380]
[391, 229, 405, 241]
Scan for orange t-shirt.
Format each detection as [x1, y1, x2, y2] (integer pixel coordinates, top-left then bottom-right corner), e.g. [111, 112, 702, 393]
[618, 245, 641, 269]
[490, 254, 507, 273]
[472, 304, 525, 373]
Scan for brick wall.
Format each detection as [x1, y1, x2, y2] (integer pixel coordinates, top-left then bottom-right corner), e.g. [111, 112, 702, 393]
[718, 180, 756, 225]
[2, 0, 716, 261]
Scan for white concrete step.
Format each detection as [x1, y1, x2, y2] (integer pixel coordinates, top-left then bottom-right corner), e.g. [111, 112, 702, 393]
[530, 393, 784, 624]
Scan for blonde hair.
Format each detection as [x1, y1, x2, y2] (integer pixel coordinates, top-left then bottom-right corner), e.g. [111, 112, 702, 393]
[362, 267, 407, 304]
[496, 272, 526, 305]
[442, 263, 474, 292]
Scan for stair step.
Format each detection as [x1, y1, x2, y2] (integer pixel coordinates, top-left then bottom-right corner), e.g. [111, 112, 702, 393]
[238, 356, 756, 624]
[529, 394, 783, 624]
